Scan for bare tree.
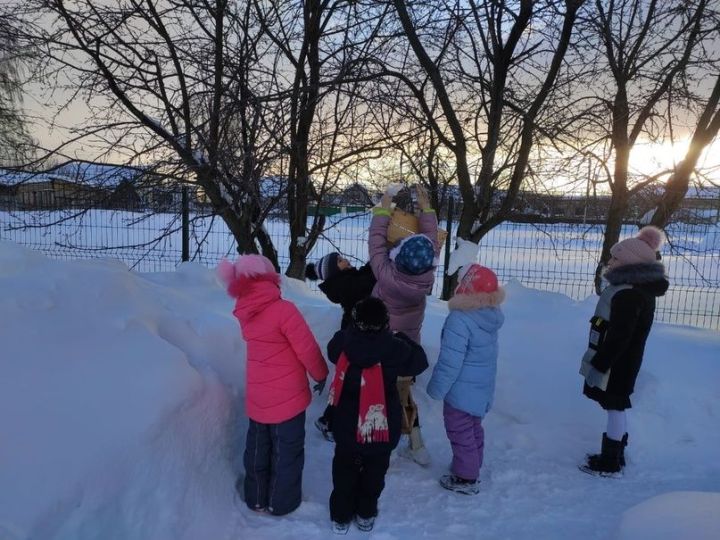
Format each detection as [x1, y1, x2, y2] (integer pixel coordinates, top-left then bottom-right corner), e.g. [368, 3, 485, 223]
[252, 0, 393, 277]
[0, 13, 34, 165]
[650, 74, 720, 227]
[576, 0, 717, 291]
[390, 0, 586, 247]
[15, 0, 290, 265]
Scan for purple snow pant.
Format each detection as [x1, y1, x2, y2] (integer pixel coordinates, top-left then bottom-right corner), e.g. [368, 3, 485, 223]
[443, 402, 484, 481]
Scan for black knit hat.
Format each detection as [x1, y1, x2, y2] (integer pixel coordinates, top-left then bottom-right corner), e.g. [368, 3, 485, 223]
[351, 297, 389, 332]
[305, 252, 340, 281]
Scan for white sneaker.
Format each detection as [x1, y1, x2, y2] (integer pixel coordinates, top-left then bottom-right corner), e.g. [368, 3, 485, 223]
[398, 427, 431, 466]
[398, 443, 431, 467]
[355, 515, 375, 532]
[332, 521, 350, 535]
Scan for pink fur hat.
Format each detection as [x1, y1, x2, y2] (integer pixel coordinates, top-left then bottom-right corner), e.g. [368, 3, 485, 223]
[217, 254, 279, 297]
[610, 226, 665, 266]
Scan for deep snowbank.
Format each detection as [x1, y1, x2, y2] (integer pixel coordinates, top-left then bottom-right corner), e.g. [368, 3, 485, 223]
[1, 241, 718, 540]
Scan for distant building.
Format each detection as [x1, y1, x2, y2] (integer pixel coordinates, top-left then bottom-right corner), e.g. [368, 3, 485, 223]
[676, 186, 720, 223]
[0, 161, 165, 210]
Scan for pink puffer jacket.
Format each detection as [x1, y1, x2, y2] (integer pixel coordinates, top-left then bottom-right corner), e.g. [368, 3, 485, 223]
[231, 273, 328, 424]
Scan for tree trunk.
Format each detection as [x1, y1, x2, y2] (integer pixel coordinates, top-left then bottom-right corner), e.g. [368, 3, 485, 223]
[594, 186, 630, 294]
[285, 0, 322, 280]
[650, 75, 720, 227]
[196, 168, 257, 256]
[649, 151, 700, 228]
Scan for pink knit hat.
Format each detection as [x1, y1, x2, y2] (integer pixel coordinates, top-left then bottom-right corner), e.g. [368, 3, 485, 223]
[217, 254, 279, 297]
[610, 226, 665, 266]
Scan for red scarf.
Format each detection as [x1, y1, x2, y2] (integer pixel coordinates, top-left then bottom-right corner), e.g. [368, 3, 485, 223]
[328, 352, 389, 444]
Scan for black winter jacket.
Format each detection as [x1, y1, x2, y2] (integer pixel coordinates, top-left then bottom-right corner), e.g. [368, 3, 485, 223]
[584, 262, 669, 410]
[327, 326, 428, 455]
[319, 264, 377, 329]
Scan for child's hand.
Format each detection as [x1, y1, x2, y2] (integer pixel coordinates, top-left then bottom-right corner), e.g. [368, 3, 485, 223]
[585, 367, 606, 389]
[313, 378, 327, 395]
[415, 184, 430, 211]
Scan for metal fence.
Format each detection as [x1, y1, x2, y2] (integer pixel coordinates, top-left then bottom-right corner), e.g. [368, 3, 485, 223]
[1, 195, 718, 330]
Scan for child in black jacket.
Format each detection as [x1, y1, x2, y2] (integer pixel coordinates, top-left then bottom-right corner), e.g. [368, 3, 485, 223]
[326, 297, 428, 534]
[306, 252, 377, 329]
[579, 226, 669, 476]
[306, 252, 377, 440]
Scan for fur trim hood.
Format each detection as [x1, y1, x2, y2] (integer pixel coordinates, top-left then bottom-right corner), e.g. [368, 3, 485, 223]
[604, 262, 666, 286]
[448, 287, 506, 311]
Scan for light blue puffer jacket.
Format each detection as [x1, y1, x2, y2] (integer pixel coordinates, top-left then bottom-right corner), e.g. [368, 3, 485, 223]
[427, 301, 504, 417]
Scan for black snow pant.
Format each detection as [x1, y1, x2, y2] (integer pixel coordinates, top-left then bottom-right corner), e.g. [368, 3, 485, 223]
[243, 411, 305, 516]
[329, 447, 391, 523]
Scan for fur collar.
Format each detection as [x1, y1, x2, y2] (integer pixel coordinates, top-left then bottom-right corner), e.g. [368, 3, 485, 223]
[604, 262, 666, 286]
[448, 287, 506, 311]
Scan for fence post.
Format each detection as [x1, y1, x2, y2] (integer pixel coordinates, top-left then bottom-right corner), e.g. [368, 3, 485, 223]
[181, 185, 190, 262]
[441, 196, 454, 300]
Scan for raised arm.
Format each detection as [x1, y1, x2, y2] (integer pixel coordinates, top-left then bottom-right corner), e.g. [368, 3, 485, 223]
[368, 189, 394, 283]
[415, 185, 440, 255]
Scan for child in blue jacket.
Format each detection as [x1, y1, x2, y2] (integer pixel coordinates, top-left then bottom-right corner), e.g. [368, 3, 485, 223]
[427, 264, 505, 494]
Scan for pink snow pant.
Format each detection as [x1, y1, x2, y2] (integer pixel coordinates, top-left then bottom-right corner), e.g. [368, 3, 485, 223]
[443, 401, 484, 481]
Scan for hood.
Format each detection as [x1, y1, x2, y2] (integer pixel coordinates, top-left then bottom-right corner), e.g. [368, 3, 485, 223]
[462, 306, 505, 333]
[388, 264, 435, 296]
[605, 262, 669, 297]
[232, 279, 281, 323]
[341, 327, 397, 369]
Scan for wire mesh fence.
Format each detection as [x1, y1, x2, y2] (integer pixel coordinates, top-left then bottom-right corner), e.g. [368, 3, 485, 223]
[1, 192, 718, 330]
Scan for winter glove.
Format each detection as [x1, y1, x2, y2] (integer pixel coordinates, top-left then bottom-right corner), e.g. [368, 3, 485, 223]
[313, 378, 327, 395]
[585, 366, 608, 389]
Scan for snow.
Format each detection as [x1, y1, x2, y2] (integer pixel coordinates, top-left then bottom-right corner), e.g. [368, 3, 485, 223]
[48, 161, 143, 188]
[0, 169, 58, 187]
[616, 491, 720, 540]
[0, 240, 719, 540]
[446, 238, 480, 275]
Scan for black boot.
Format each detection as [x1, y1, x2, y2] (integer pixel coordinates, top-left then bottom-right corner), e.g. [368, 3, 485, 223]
[619, 433, 628, 467]
[580, 433, 625, 476]
[586, 432, 628, 467]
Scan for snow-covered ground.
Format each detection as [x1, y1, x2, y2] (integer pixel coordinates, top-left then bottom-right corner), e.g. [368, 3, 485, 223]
[0, 240, 718, 540]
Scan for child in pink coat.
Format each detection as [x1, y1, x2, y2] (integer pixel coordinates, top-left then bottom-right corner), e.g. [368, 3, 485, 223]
[218, 255, 328, 516]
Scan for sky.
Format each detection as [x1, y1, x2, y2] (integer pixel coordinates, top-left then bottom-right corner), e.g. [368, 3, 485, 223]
[1, 239, 718, 539]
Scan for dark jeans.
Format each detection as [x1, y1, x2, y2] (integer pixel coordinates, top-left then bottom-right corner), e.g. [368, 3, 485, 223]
[243, 411, 306, 516]
[329, 448, 391, 523]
